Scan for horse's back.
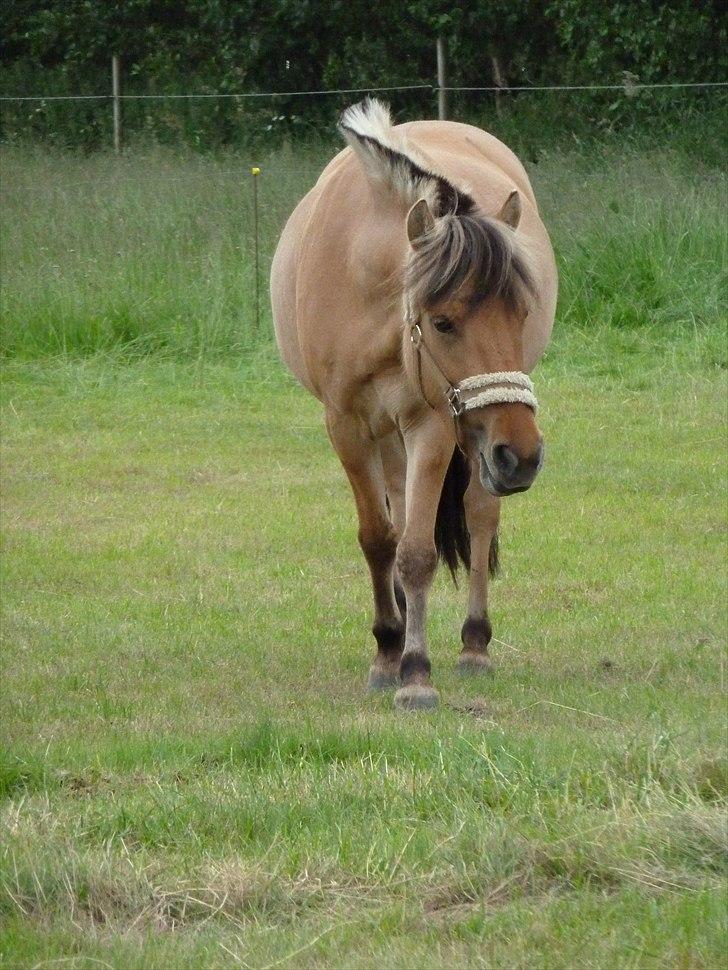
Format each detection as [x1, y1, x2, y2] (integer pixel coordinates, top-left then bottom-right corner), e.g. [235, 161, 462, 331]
[396, 119, 537, 208]
[271, 150, 403, 405]
[271, 150, 375, 398]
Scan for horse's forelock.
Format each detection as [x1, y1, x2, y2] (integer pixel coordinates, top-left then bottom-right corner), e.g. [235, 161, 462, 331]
[406, 213, 535, 315]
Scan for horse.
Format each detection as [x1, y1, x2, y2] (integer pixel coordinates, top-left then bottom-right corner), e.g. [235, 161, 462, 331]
[270, 99, 557, 710]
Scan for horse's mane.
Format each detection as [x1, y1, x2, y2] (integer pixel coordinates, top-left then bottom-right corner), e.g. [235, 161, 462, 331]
[406, 211, 535, 313]
[339, 98, 475, 216]
[339, 98, 535, 313]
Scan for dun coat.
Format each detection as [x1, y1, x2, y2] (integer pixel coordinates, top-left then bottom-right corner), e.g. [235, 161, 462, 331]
[271, 99, 557, 710]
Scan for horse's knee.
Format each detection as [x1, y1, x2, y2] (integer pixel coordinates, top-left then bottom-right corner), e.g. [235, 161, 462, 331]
[464, 499, 500, 537]
[358, 521, 397, 570]
[396, 539, 437, 592]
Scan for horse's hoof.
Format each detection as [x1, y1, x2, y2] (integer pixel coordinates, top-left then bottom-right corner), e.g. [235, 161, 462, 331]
[458, 652, 494, 674]
[394, 684, 439, 711]
[367, 666, 399, 691]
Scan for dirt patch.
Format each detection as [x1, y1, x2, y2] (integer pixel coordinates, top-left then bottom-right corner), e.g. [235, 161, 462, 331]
[447, 697, 492, 720]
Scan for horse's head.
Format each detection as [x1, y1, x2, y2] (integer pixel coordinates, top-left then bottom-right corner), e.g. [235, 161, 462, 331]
[404, 192, 543, 496]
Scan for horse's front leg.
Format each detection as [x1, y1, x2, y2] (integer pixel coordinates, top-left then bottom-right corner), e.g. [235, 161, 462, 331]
[394, 417, 454, 711]
[460, 472, 501, 672]
[326, 411, 404, 690]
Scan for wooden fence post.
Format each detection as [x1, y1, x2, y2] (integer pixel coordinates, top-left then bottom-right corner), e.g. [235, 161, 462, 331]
[491, 53, 505, 118]
[112, 55, 121, 153]
[436, 36, 447, 120]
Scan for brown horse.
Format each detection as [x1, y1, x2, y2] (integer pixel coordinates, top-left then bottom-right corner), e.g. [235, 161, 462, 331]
[271, 99, 557, 710]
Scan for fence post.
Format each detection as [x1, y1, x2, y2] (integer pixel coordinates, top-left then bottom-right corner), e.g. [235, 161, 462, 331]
[436, 36, 447, 120]
[251, 167, 261, 333]
[112, 55, 121, 153]
[491, 54, 505, 118]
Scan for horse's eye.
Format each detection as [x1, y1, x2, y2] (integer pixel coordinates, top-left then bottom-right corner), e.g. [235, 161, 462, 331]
[432, 316, 454, 334]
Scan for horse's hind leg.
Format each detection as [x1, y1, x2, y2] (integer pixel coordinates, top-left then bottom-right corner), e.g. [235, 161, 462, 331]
[380, 430, 407, 618]
[326, 412, 404, 690]
[460, 472, 501, 672]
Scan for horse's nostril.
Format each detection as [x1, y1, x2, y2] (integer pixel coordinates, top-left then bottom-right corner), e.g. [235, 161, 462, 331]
[535, 441, 545, 471]
[492, 443, 519, 478]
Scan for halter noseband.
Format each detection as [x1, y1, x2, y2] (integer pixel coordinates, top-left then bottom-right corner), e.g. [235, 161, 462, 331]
[408, 319, 538, 422]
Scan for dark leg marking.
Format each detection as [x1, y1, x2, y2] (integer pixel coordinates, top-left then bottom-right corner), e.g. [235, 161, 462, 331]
[400, 652, 432, 685]
[394, 652, 437, 710]
[373, 621, 404, 659]
[459, 615, 494, 673]
[461, 615, 492, 651]
[368, 622, 404, 692]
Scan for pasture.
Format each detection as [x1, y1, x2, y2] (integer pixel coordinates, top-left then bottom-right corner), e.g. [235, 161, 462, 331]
[1, 140, 727, 967]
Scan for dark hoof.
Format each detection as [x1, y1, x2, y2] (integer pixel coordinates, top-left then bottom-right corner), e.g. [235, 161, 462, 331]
[458, 652, 494, 675]
[367, 666, 399, 691]
[394, 684, 439, 711]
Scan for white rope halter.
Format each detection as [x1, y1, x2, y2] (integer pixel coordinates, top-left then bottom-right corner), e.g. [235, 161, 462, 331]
[457, 371, 538, 413]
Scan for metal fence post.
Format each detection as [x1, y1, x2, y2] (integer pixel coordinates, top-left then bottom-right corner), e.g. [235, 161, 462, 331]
[112, 55, 121, 152]
[251, 167, 261, 332]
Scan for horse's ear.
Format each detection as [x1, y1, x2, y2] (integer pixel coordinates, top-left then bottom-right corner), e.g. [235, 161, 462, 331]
[496, 190, 521, 229]
[407, 198, 435, 246]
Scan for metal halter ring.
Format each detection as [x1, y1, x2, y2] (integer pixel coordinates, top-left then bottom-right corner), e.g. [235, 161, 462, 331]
[410, 322, 423, 348]
[446, 386, 463, 418]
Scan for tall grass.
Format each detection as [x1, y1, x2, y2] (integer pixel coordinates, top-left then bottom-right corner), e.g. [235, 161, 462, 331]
[0, 143, 330, 359]
[1, 137, 726, 364]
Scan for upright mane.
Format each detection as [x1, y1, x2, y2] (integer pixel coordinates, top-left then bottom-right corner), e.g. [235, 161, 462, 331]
[339, 99, 535, 314]
[339, 98, 475, 217]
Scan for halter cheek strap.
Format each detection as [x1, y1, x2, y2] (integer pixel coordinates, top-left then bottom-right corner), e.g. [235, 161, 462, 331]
[408, 320, 539, 421]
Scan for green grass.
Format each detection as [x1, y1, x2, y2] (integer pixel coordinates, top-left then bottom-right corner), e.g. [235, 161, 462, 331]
[0, 144, 329, 358]
[1, 140, 726, 365]
[1, 346, 726, 967]
[0, 139, 727, 966]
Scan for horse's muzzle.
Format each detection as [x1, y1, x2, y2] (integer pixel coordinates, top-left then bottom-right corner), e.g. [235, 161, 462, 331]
[479, 439, 544, 496]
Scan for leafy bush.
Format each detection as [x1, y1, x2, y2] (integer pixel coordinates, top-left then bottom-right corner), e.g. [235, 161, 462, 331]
[1, 1, 725, 149]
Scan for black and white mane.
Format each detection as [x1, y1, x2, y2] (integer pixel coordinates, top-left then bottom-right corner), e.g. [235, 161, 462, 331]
[339, 99, 535, 313]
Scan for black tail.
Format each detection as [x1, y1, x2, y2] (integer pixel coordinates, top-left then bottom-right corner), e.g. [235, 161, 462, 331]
[489, 530, 500, 577]
[434, 448, 501, 583]
[435, 448, 471, 583]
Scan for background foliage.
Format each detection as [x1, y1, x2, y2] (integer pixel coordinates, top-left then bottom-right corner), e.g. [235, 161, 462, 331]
[1, 1, 726, 148]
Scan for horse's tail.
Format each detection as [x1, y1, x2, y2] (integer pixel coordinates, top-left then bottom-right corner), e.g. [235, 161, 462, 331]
[435, 448, 472, 583]
[434, 449, 501, 583]
[489, 530, 500, 577]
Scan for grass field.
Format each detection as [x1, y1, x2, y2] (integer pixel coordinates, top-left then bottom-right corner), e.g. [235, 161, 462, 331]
[1, 138, 727, 967]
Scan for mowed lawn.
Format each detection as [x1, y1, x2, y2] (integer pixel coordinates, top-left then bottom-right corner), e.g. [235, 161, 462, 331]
[1, 343, 726, 967]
